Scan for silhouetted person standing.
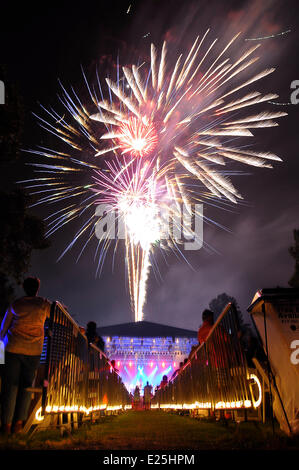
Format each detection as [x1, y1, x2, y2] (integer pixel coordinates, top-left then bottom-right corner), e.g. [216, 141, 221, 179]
[143, 381, 152, 409]
[160, 375, 168, 389]
[0, 277, 51, 434]
[110, 360, 119, 373]
[197, 309, 214, 345]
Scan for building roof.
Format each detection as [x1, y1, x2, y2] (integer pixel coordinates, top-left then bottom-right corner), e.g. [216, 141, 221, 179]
[97, 320, 197, 338]
[247, 288, 299, 312]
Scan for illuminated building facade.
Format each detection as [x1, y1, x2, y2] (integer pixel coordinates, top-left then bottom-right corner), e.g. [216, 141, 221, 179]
[97, 321, 198, 394]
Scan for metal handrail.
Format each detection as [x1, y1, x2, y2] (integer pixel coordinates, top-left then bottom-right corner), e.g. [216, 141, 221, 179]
[40, 301, 131, 418]
[186, 302, 236, 364]
[152, 303, 262, 413]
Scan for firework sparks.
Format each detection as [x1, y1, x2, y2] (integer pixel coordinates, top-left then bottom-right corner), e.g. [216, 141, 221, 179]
[24, 30, 286, 322]
[90, 30, 286, 207]
[245, 29, 291, 41]
[117, 117, 158, 157]
[92, 161, 165, 320]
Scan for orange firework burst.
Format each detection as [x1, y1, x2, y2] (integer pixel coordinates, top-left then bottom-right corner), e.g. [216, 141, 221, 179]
[117, 117, 158, 157]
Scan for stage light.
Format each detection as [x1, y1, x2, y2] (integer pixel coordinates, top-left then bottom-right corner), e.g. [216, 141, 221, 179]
[173, 362, 177, 368]
[149, 366, 158, 379]
[150, 361, 154, 368]
[129, 361, 132, 367]
[162, 362, 165, 368]
[117, 361, 120, 367]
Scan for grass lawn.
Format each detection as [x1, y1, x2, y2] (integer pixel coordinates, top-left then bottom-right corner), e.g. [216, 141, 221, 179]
[1, 410, 299, 450]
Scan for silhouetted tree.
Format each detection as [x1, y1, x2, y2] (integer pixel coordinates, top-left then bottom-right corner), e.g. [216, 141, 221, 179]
[0, 191, 50, 316]
[0, 68, 50, 317]
[288, 229, 299, 288]
[209, 292, 249, 331]
[0, 66, 24, 163]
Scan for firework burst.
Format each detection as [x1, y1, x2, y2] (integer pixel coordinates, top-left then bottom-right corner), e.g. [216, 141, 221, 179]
[117, 117, 158, 157]
[23, 30, 286, 322]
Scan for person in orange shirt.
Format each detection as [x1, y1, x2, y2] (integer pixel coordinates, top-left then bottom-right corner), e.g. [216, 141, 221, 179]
[160, 375, 168, 389]
[0, 277, 51, 435]
[197, 309, 214, 345]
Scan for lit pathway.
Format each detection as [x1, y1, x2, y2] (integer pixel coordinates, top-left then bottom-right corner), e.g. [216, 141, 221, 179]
[1, 410, 297, 450]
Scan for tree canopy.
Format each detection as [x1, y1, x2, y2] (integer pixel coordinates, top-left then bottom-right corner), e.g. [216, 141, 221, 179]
[0, 67, 50, 316]
[208, 292, 249, 331]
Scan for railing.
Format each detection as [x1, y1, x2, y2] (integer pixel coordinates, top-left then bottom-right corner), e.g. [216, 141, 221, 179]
[26, 302, 131, 431]
[152, 303, 262, 414]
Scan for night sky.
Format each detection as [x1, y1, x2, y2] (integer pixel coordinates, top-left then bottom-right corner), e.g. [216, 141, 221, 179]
[1, 0, 299, 331]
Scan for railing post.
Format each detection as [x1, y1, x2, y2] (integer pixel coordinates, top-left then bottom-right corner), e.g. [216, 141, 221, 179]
[29, 301, 129, 432]
[42, 301, 56, 415]
[155, 302, 262, 420]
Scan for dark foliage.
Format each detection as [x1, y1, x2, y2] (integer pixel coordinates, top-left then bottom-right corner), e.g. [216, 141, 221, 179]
[208, 292, 249, 331]
[0, 68, 50, 316]
[0, 66, 24, 162]
[288, 229, 299, 288]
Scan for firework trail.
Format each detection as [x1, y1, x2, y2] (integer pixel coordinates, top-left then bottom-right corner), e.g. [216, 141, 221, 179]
[23, 30, 286, 322]
[245, 29, 291, 41]
[93, 161, 165, 320]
